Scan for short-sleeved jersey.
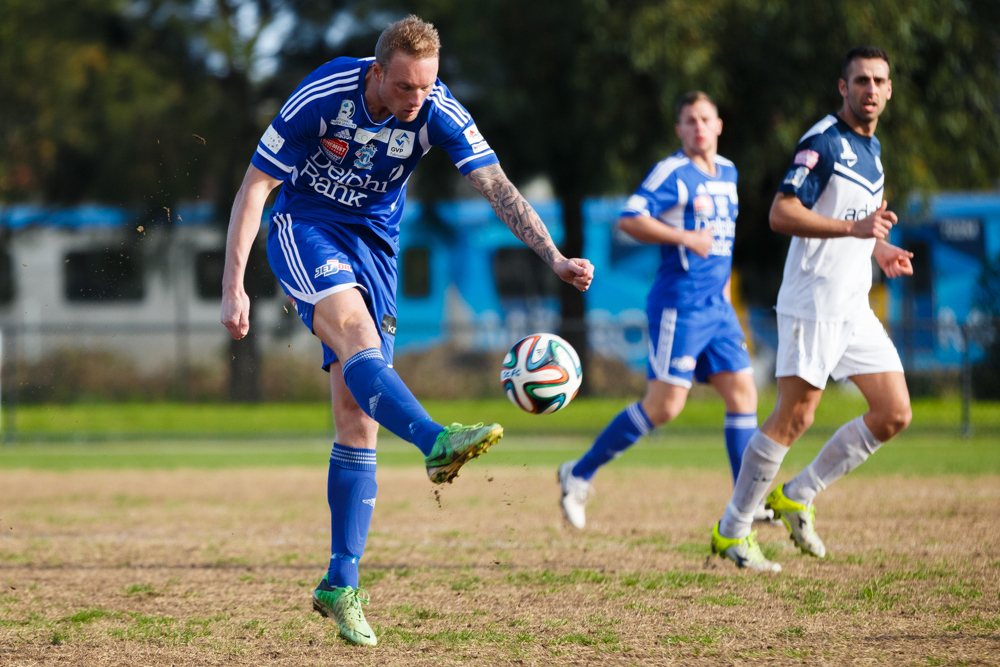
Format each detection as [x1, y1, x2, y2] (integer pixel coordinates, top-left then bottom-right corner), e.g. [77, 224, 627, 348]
[775, 114, 884, 321]
[251, 56, 499, 254]
[621, 150, 739, 310]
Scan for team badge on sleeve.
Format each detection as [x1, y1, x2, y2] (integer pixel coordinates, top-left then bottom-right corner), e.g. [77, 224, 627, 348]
[262, 125, 285, 153]
[784, 166, 810, 187]
[794, 150, 820, 169]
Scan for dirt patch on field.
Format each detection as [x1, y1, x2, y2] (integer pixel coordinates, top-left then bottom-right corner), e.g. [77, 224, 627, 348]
[0, 464, 998, 665]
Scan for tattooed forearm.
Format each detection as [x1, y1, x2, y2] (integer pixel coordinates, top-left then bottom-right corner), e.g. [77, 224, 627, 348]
[466, 164, 561, 267]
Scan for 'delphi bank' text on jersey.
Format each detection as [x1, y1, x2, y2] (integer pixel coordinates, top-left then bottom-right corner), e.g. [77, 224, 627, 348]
[251, 56, 499, 254]
[621, 150, 739, 310]
[776, 114, 885, 321]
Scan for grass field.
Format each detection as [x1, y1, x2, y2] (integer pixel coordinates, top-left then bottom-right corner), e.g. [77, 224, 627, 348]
[1, 421, 999, 665]
[7, 391, 1000, 439]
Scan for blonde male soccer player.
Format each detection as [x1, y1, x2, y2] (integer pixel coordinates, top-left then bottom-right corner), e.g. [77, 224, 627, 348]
[221, 16, 593, 645]
[558, 92, 770, 528]
[710, 46, 915, 571]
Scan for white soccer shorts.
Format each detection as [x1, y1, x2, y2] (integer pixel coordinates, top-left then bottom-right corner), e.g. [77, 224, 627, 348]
[775, 309, 904, 390]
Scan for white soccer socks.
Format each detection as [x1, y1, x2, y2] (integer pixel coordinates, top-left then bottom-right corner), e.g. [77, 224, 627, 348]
[784, 415, 882, 506]
[719, 430, 789, 539]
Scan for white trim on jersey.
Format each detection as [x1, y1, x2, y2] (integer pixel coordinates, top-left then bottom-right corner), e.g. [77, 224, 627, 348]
[283, 83, 360, 121]
[318, 117, 327, 136]
[280, 69, 361, 116]
[799, 114, 838, 143]
[428, 87, 471, 125]
[641, 155, 689, 192]
[714, 155, 735, 167]
[833, 162, 885, 193]
[454, 150, 496, 169]
[418, 123, 431, 154]
[623, 194, 650, 216]
[650, 308, 682, 383]
[255, 147, 294, 173]
[275, 214, 315, 296]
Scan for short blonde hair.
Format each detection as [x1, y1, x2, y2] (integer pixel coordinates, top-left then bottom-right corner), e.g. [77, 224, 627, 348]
[375, 15, 441, 68]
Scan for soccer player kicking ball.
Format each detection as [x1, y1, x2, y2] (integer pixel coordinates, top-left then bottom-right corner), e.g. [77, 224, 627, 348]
[558, 92, 768, 529]
[710, 46, 915, 572]
[221, 16, 593, 646]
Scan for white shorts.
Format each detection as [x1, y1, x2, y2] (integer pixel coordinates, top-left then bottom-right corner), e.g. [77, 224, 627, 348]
[775, 310, 904, 390]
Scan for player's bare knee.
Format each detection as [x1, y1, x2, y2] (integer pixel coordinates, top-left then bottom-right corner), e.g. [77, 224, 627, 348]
[876, 403, 912, 440]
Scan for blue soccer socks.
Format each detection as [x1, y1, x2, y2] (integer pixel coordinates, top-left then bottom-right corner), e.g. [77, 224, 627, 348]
[572, 402, 653, 481]
[724, 412, 758, 483]
[326, 443, 378, 589]
[341, 348, 444, 455]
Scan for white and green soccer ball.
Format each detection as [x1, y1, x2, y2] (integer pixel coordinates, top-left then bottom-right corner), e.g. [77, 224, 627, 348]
[500, 333, 583, 414]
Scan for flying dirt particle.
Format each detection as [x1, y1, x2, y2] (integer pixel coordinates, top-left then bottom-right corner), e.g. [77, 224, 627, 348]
[21, 264, 25, 267]
[487, 477, 494, 482]
[163, 206, 171, 222]
[283, 305, 288, 314]
[433, 489, 442, 509]
[137, 226, 144, 233]
[193, 134, 206, 144]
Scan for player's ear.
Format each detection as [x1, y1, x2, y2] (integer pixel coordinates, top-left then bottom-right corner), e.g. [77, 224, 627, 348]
[885, 78, 892, 100]
[838, 77, 848, 99]
[674, 124, 681, 140]
[372, 61, 384, 83]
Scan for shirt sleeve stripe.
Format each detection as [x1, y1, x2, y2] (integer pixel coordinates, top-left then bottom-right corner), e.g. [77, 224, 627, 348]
[431, 89, 471, 123]
[255, 146, 293, 173]
[280, 69, 360, 115]
[283, 84, 359, 121]
[454, 149, 496, 169]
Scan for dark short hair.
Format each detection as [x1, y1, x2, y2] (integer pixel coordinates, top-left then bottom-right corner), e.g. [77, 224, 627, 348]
[841, 46, 890, 80]
[675, 91, 717, 120]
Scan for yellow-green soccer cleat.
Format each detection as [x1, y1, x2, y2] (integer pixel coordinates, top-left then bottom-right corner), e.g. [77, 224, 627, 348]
[425, 422, 503, 484]
[766, 484, 826, 558]
[312, 577, 377, 646]
[711, 522, 782, 572]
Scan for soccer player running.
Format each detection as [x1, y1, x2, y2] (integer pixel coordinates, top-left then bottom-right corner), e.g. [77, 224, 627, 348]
[710, 46, 914, 572]
[558, 92, 768, 529]
[220, 16, 593, 645]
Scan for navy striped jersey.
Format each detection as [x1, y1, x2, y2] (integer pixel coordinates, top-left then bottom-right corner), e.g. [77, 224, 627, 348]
[776, 114, 884, 321]
[621, 150, 739, 309]
[251, 56, 499, 254]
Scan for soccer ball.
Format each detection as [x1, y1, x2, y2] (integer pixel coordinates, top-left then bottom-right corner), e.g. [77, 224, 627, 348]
[500, 333, 582, 414]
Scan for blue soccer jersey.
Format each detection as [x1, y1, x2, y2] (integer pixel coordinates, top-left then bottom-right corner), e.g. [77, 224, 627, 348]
[775, 114, 885, 321]
[621, 151, 739, 310]
[251, 56, 499, 254]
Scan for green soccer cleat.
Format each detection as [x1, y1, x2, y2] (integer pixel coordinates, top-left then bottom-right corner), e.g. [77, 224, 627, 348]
[312, 577, 377, 646]
[425, 422, 503, 484]
[766, 484, 826, 558]
[711, 522, 782, 572]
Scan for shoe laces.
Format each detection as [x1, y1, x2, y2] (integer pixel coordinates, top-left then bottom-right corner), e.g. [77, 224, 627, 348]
[742, 532, 769, 564]
[447, 422, 483, 432]
[339, 587, 370, 623]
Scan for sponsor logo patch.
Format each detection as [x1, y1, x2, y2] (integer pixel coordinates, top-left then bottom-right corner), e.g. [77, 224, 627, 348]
[794, 149, 820, 169]
[333, 128, 352, 140]
[261, 125, 285, 153]
[354, 142, 377, 170]
[387, 129, 415, 159]
[463, 124, 484, 145]
[368, 392, 381, 417]
[381, 314, 397, 336]
[784, 166, 810, 188]
[693, 195, 715, 216]
[471, 140, 490, 154]
[669, 356, 697, 372]
[331, 99, 357, 128]
[362, 498, 376, 508]
[319, 138, 349, 164]
[354, 127, 391, 144]
[314, 259, 352, 279]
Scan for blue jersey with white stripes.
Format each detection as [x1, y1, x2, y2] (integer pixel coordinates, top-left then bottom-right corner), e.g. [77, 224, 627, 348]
[621, 150, 739, 309]
[251, 56, 499, 254]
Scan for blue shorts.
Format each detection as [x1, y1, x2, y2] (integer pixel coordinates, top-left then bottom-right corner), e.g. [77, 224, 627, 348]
[646, 301, 752, 388]
[266, 212, 397, 371]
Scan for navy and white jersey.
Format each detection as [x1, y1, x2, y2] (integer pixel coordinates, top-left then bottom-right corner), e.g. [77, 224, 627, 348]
[621, 150, 739, 310]
[251, 56, 499, 254]
[776, 114, 884, 321]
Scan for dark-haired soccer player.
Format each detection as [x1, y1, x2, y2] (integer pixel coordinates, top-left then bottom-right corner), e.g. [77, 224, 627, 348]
[221, 16, 593, 644]
[710, 46, 914, 572]
[558, 92, 768, 529]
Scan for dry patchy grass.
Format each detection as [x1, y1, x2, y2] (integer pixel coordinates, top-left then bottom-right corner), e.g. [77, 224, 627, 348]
[0, 465, 998, 665]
